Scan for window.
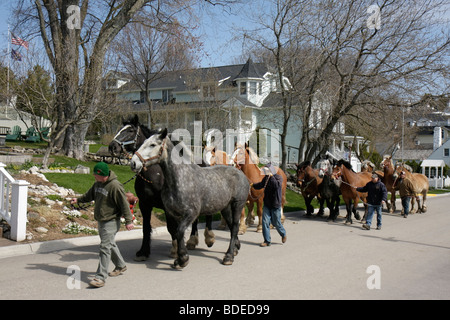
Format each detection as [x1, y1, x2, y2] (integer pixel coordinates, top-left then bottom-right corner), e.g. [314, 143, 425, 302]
[162, 89, 173, 103]
[203, 85, 215, 98]
[240, 82, 247, 95]
[444, 148, 449, 157]
[249, 82, 257, 95]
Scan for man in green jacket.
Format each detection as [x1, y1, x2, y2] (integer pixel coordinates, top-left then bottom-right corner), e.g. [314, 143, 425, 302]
[71, 162, 134, 288]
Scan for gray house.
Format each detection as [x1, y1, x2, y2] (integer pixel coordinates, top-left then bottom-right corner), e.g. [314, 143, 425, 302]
[106, 59, 351, 164]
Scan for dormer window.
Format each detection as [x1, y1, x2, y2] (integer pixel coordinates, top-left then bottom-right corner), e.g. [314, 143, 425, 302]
[249, 82, 257, 95]
[240, 82, 247, 95]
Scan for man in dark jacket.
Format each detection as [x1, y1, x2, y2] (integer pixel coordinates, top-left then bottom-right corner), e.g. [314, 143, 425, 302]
[71, 162, 134, 288]
[251, 163, 287, 247]
[356, 173, 388, 230]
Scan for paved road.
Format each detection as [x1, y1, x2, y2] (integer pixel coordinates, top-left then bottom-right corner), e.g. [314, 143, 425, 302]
[1, 194, 449, 301]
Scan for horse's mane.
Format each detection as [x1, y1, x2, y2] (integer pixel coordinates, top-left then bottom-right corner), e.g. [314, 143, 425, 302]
[298, 160, 311, 169]
[122, 114, 159, 138]
[337, 159, 354, 171]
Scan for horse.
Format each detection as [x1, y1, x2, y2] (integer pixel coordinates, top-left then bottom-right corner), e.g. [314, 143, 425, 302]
[232, 143, 287, 234]
[130, 129, 250, 268]
[108, 115, 215, 261]
[394, 163, 429, 213]
[296, 161, 324, 216]
[380, 155, 397, 213]
[331, 159, 371, 224]
[317, 158, 341, 221]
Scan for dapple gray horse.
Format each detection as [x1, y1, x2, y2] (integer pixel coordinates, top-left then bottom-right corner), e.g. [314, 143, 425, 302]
[130, 129, 250, 268]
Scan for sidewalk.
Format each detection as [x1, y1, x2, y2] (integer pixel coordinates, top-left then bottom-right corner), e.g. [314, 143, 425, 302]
[0, 225, 168, 259]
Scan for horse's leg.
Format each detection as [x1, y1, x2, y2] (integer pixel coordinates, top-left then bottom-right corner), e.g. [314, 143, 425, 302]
[410, 196, 416, 214]
[317, 196, 325, 216]
[256, 198, 263, 232]
[246, 201, 255, 226]
[344, 199, 353, 224]
[204, 214, 215, 247]
[165, 214, 178, 258]
[421, 191, 427, 213]
[353, 196, 361, 221]
[134, 201, 152, 261]
[172, 217, 192, 269]
[222, 203, 242, 266]
[304, 195, 313, 216]
[186, 219, 199, 250]
[238, 207, 247, 235]
[389, 191, 396, 213]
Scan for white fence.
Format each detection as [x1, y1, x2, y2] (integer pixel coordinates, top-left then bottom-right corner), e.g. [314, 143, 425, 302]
[0, 162, 29, 241]
[427, 176, 450, 189]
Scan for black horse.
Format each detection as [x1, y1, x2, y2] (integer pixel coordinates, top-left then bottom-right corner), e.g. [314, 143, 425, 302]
[317, 158, 341, 221]
[108, 115, 215, 261]
[130, 129, 249, 268]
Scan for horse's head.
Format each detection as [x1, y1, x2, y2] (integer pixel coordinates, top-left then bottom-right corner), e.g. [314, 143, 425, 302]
[330, 162, 344, 186]
[296, 161, 311, 188]
[204, 146, 230, 166]
[109, 114, 143, 157]
[380, 155, 393, 170]
[231, 143, 258, 169]
[317, 159, 331, 178]
[130, 129, 168, 172]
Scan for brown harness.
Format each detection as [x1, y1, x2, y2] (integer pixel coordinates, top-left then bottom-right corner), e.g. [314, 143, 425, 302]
[134, 139, 166, 171]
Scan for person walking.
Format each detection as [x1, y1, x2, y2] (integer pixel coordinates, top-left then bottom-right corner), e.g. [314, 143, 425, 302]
[71, 162, 134, 288]
[393, 171, 415, 218]
[251, 163, 287, 247]
[356, 173, 388, 230]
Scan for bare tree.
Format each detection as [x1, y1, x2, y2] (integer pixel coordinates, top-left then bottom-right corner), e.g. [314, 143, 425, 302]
[241, 0, 450, 166]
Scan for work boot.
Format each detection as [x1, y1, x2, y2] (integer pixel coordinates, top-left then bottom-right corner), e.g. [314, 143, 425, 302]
[362, 224, 370, 230]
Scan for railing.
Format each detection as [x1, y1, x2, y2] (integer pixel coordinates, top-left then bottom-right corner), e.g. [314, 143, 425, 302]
[0, 162, 29, 241]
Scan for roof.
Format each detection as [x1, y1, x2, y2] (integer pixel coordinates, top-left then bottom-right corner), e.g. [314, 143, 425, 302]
[421, 159, 445, 167]
[116, 60, 268, 93]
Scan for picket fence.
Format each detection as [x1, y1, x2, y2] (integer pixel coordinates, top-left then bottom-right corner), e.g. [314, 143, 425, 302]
[0, 163, 29, 241]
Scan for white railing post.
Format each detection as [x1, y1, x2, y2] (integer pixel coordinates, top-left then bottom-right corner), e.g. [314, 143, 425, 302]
[10, 180, 29, 241]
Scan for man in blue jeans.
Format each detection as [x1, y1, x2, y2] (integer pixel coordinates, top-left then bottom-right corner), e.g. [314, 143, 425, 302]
[356, 173, 388, 230]
[251, 163, 287, 246]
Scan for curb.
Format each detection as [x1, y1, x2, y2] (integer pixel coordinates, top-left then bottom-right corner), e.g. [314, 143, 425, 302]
[0, 226, 169, 259]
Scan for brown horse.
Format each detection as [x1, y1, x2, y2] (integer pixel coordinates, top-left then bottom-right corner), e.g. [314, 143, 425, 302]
[331, 159, 371, 224]
[296, 161, 324, 216]
[204, 146, 231, 166]
[232, 143, 287, 234]
[394, 163, 429, 213]
[380, 155, 397, 213]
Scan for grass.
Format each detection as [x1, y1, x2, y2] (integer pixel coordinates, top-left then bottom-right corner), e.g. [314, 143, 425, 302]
[7, 141, 448, 217]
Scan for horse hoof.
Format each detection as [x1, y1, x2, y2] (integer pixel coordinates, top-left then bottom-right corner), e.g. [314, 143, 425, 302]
[222, 256, 233, 265]
[171, 258, 189, 269]
[134, 255, 148, 262]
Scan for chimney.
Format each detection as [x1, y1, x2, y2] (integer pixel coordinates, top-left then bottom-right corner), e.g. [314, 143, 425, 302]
[433, 126, 442, 150]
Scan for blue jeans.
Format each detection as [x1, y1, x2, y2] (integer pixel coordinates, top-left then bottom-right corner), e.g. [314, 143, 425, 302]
[402, 197, 411, 216]
[262, 206, 286, 244]
[366, 204, 382, 228]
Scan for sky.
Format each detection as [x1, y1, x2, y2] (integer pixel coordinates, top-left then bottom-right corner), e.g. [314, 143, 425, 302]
[0, 1, 448, 69]
[0, 0, 257, 69]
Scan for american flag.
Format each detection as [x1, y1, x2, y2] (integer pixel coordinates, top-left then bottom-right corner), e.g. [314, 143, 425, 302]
[11, 32, 29, 50]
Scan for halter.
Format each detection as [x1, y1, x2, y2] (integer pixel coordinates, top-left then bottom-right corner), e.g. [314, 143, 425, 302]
[112, 125, 142, 158]
[134, 138, 166, 171]
[297, 167, 318, 189]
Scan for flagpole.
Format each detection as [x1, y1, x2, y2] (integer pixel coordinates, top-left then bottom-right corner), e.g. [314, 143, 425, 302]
[7, 25, 10, 117]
